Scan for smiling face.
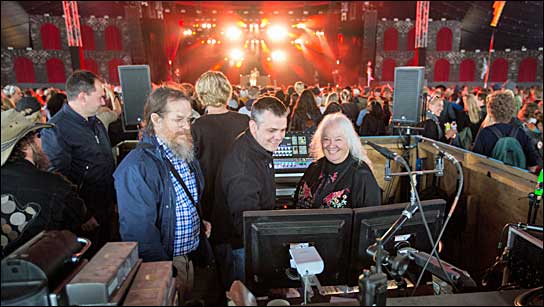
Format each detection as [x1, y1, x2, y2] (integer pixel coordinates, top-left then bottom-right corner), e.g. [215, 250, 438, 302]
[321, 123, 350, 164]
[249, 110, 287, 152]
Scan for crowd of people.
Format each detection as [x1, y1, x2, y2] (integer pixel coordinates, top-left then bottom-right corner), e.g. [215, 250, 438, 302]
[1, 69, 542, 304]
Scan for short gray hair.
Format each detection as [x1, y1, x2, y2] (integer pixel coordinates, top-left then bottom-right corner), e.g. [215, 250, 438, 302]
[250, 96, 288, 124]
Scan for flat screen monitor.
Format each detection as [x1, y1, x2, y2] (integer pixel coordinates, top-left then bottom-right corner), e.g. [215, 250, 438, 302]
[243, 208, 353, 295]
[349, 199, 446, 285]
[273, 131, 313, 159]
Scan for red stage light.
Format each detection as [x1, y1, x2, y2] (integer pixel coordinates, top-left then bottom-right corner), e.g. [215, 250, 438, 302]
[178, 20, 184, 28]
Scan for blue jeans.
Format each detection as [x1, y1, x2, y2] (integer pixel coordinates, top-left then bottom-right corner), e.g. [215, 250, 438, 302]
[232, 247, 245, 283]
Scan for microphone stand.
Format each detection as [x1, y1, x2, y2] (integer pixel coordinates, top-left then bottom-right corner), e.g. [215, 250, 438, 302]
[527, 170, 542, 224]
[363, 142, 458, 304]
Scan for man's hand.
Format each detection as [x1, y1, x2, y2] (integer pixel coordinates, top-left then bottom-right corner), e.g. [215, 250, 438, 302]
[81, 217, 100, 232]
[203, 220, 212, 238]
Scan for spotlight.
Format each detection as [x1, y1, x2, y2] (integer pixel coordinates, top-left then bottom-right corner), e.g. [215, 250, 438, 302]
[267, 25, 288, 41]
[271, 50, 286, 62]
[294, 23, 306, 29]
[294, 38, 304, 45]
[229, 49, 244, 61]
[225, 26, 242, 40]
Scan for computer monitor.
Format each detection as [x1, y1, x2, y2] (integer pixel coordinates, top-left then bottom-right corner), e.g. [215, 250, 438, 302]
[349, 199, 446, 285]
[273, 131, 313, 159]
[243, 208, 353, 295]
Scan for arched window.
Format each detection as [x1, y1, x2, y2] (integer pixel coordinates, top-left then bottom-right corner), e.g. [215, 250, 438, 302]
[407, 27, 415, 50]
[105, 25, 122, 51]
[40, 23, 61, 50]
[459, 59, 476, 82]
[434, 58, 450, 82]
[14, 57, 36, 83]
[383, 28, 398, 51]
[382, 58, 396, 81]
[490, 58, 508, 82]
[81, 25, 96, 50]
[436, 27, 453, 51]
[108, 58, 124, 84]
[84, 58, 98, 75]
[46, 58, 66, 83]
[517, 57, 537, 82]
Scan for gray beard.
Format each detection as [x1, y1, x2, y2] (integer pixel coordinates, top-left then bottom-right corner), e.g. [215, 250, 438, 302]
[166, 137, 195, 162]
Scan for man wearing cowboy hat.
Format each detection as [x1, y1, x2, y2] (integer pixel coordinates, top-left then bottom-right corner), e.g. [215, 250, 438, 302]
[1, 109, 87, 257]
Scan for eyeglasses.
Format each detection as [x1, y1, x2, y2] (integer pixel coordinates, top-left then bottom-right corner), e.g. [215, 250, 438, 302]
[169, 117, 192, 127]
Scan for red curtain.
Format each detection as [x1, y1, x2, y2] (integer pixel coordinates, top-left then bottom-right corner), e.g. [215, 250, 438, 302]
[517, 57, 537, 82]
[490, 58, 508, 82]
[436, 27, 453, 51]
[459, 59, 476, 82]
[40, 23, 61, 50]
[382, 58, 396, 81]
[84, 58, 98, 74]
[105, 25, 122, 51]
[14, 57, 36, 83]
[383, 28, 398, 51]
[407, 27, 415, 50]
[108, 58, 123, 84]
[46, 58, 66, 83]
[81, 25, 96, 50]
[434, 59, 450, 82]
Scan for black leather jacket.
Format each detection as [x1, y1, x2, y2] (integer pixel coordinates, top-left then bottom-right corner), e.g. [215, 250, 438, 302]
[1, 159, 87, 256]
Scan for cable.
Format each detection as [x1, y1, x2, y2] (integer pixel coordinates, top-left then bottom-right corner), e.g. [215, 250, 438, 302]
[411, 158, 463, 295]
[303, 274, 309, 305]
[396, 157, 459, 294]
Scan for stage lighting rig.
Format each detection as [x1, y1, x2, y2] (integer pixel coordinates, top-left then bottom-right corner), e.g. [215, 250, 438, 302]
[267, 25, 288, 42]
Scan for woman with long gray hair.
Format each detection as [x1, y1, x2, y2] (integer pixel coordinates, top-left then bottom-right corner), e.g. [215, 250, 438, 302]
[294, 113, 381, 209]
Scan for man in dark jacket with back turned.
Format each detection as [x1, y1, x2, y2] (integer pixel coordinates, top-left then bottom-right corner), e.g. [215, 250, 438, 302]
[214, 97, 288, 285]
[1, 109, 87, 257]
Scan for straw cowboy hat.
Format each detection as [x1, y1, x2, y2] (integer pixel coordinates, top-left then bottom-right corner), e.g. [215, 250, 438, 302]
[1, 109, 53, 166]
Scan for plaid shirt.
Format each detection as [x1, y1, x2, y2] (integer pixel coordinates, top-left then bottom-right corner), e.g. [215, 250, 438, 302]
[157, 137, 200, 256]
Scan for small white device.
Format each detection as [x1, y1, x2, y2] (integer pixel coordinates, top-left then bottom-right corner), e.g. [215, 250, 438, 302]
[289, 246, 324, 277]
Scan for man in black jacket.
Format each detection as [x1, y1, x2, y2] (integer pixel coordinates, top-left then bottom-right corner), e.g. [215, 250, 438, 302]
[41, 70, 117, 256]
[1, 109, 87, 257]
[215, 96, 288, 284]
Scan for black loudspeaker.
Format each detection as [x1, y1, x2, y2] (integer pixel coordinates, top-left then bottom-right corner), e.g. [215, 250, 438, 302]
[392, 66, 425, 125]
[124, 6, 146, 64]
[362, 10, 378, 68]
[118, 65, 151, 128]
[141, 18, 168, 82]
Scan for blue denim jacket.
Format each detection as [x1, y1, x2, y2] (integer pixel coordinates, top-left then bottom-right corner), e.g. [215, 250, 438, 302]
[113, 134, 204, 261]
